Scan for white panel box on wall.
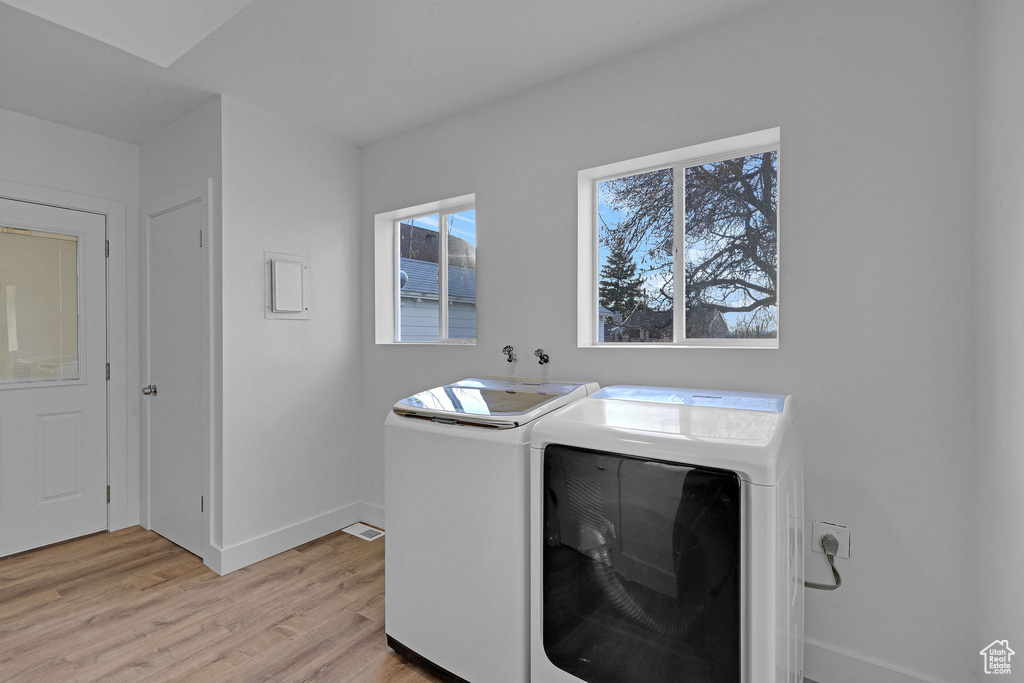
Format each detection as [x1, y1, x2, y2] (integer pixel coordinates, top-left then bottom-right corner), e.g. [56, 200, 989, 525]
[265, 251, 310, 319]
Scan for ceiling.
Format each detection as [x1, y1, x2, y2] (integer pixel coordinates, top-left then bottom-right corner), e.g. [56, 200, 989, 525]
[0, 0, 775, 147]
[1, 0, 255, 68]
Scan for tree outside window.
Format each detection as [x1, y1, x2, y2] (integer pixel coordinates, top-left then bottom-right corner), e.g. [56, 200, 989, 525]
[597, 149, 778, 343]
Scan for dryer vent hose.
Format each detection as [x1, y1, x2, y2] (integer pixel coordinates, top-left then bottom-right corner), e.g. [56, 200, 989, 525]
[561, 466, 703, 639]
[577, 523, 700, 639]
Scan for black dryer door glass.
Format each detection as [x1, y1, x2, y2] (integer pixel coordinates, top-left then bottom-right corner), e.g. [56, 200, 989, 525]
[541, 444, 741, 683]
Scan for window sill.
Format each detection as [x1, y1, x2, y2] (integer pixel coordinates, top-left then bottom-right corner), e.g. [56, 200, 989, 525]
[380, 339, 476, 346]
[581, 339, 778, 350]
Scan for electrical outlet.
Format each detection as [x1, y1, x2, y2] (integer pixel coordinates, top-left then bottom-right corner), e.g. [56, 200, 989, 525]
[811, 521, 850, 560]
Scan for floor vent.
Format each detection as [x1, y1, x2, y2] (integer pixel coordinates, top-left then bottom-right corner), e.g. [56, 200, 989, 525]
[342, 522, 385, 541]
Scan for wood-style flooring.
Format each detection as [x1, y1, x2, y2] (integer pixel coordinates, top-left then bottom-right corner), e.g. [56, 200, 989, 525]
[0, 525, 445, 682]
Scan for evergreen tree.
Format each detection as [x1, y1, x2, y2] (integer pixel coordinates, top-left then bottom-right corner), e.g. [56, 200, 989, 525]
[599, 239, 644, 316]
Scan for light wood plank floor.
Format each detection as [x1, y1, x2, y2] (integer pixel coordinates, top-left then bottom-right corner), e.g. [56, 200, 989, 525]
[0, 525, 445, 682]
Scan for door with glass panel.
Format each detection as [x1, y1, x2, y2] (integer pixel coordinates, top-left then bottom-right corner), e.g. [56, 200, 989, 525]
[0, 197, 107, 557]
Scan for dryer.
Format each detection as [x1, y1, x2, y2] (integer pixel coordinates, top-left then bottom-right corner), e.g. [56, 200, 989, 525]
[385, 377, 600, 683]
[529, 385, 803, 683]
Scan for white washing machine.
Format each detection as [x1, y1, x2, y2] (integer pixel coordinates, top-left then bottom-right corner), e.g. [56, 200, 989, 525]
[385, 377, 600, 683]
[529, 385, 803, 683]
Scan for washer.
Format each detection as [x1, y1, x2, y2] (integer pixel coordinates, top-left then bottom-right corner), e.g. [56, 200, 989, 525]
[529, 385, 803, 683]
[385, 377, 600, 683]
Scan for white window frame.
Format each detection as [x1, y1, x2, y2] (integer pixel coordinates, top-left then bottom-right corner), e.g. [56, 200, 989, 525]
[374, 194, 476, 345]
[578, 128, 780, 349]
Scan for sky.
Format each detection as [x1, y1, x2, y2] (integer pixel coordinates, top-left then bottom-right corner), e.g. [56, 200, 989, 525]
[406, 210, 476, 248]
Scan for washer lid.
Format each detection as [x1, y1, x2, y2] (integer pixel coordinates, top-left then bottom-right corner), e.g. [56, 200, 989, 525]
[393, 377, 598, 428]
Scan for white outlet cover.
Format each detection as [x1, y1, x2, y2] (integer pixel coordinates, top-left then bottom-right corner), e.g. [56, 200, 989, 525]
[811, 520, 850, 560]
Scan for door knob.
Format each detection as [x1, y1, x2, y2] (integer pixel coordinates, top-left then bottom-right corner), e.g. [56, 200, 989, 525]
[142, 384, 158, 396]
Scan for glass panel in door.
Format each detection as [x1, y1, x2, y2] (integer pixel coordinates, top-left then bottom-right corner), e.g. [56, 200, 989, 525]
[0, 228, 79, 383]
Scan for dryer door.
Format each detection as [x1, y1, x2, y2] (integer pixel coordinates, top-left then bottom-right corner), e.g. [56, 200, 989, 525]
[541, 444, 741, 683]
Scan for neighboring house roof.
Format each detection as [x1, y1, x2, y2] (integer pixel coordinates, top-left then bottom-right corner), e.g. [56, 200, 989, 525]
[400, 257, 476, 301]
[688, 308, 730, 338]
[621, 308, 672, 330]
[608, 307, 731, 339]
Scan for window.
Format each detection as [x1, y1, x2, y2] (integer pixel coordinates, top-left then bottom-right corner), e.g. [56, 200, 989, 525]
[374, 195, 476, 344]
[0, 228, 80, 383]
[578, 129, 779, 348]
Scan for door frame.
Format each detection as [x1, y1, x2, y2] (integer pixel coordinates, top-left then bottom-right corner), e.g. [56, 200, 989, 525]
[141, 179, 213, 562]
[0, 178, 129, 532]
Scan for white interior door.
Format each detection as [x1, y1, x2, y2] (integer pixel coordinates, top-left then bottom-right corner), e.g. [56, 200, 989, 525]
[144, 185, 208, 558]
[0, 197, 107, 557]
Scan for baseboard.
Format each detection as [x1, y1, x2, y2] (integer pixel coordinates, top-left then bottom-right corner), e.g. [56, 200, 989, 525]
[205, 502, 364, 575]
[359, 501, 385, 530]
[804, 639, 950, 683]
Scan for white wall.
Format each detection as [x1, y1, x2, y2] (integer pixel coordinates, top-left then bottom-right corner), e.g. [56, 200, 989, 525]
[0, 108, 138, 202]
[217, 98, 364, 568]
[0, 106, 139, 528]
[138, 96, 365, 573]
[974, 0, 1024, 676]
[140, 97, 222, 205]
[360, 1, 976, 681]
